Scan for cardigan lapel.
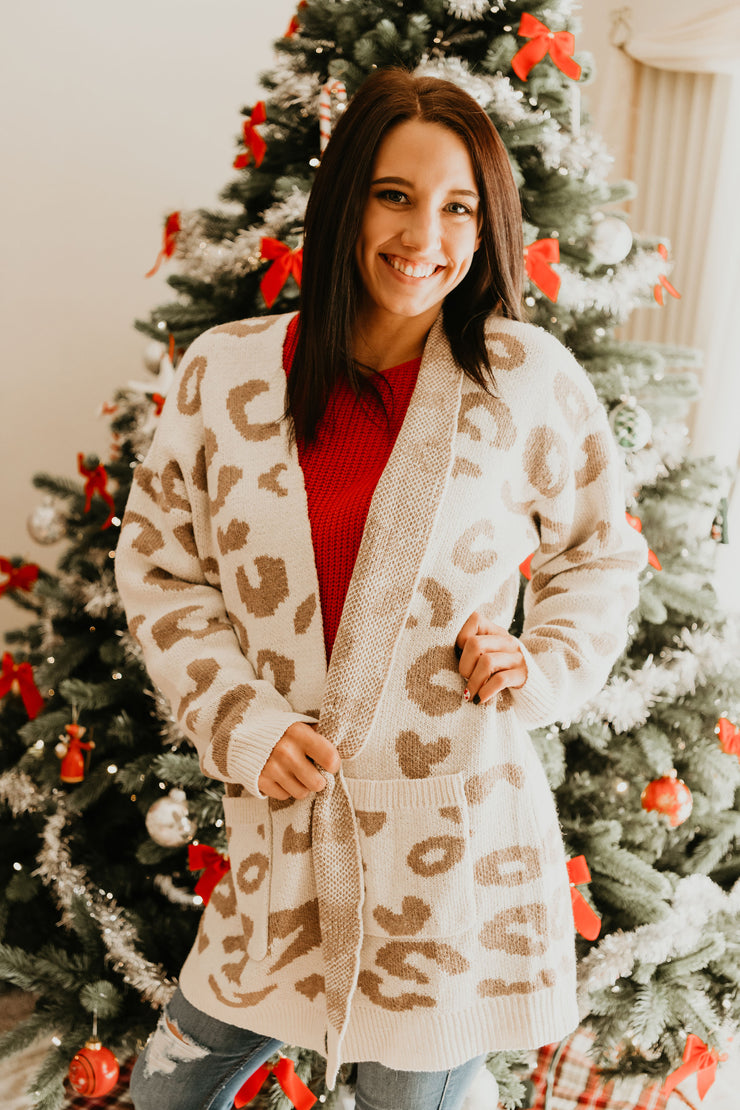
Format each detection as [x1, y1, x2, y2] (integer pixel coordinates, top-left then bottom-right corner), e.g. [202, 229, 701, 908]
[317, 312, 463, 758]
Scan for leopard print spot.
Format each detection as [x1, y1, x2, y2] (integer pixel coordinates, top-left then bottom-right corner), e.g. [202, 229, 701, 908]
[451, 456, 483, 479]
[143, 567, 189, 591]
[356, 811, 387, 837]
[204, 426, 219, 468]
[452, 520, 498, 574]
[554, 372, 591, 431]
[256, 649, 295, 697]
[209, 870, 237, 919]
[258, 463, 289, 498]
[484, 329, 527, 370]
[474, 845, 542, 887]
[122, 512, 164, 556]
[211, 318, 274, 337]
[151, 606, 233, 651]
[268, 899, 321, 974]
[376, 940, 469, 983]
[132, 464, 160, 504]
[282, 824, 311, 854]
[196, 919, 210, 953]
[575, 430, 610, 489]
[177, 657, 219, 723]
[418, 577, 454, 628]
[479, 903, 548, 956]
[235, 853, 269, 896]
[407, 835, 465, 878]
[218, 519, 250, 555]
[457, 393, 516, 450]
[177, 355, 207, 416]
[172, 522, 198, 556]
[294, 593, 317, 634]
[477, 968, 555, 997]
[395, 730, 451, 779]
[127, 614, 145, 639]
[211, 684, 257, 776]
[372, 896, 431, 937]
[208, 976, 277, 1008]
[405, 645, 461, 717]
[357, 970, 435, 1011]
[296, 974, 324, 1001]
[210, 465, 243, 517]
[523, 425, 569, 499]
[464, 763, 525, 805]
[236, 557, 289, 618]
[227, 380, 280, 442]
[160, 459, 190, 511]
[439, 806, 462, 824]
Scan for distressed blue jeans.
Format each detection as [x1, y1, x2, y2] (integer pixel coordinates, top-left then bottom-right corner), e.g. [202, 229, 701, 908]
[130, 987, 486, 1110]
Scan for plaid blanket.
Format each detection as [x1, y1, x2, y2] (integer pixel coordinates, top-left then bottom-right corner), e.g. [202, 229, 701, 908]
[63, 1059, 134, 1110]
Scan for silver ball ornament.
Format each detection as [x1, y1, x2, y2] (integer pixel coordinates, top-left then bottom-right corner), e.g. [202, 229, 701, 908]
[145, 788, 196, 848]
[143, 341, 167, 375]
[27, 499, 67, 545]
[590, 216, 634, 265]
[609, 401, 652, 451]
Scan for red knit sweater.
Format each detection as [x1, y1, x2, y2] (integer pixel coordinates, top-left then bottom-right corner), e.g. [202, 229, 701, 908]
[283, 316, 420, 660]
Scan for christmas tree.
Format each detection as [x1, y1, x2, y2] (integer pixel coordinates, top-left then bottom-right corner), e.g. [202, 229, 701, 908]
[2, 1, 740, 1108]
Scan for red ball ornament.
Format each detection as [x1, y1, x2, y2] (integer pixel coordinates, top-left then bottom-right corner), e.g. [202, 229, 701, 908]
[68, 1039, 119, 1096]
[641, 771, 693, 827]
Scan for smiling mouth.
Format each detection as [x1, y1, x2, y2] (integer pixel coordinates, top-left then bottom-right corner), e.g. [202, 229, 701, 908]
[381, 254, 443, 279]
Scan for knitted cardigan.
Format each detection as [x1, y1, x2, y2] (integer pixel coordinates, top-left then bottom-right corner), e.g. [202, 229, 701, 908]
[115, 311, 647, 1084]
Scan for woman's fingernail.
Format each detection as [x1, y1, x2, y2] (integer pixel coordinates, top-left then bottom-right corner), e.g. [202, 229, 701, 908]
[472, 694, 480, 705]
[463, 688, 470, 701]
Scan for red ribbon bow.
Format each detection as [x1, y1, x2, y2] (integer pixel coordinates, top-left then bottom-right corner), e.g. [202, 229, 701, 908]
[0, 558, 39, 597]
[234, 102, 267, 169]
[512, 13, 582, 82]
[77, 454, 116, 530]
[234, 1056, 316, 1110]
[151, 393, 166, 416]
[718, 717, 740, 759]
[285, 1, 307, 37]
[566, 856, 601, 941]
[188, 843, 231, 904]
[0, 652, 44, 720]
[625, 512, 662, 570]
[654, 243, 681, 305]
[145, 212, 181, 278]
[661, 1035, 725, 1101]
[260, 238, 303, 307]
[524, 239, 560, 302]
[519, 552, 534, 580]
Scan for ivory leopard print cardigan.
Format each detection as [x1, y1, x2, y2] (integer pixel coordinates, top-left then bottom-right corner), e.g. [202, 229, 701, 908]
[115, 310, 646, 1084]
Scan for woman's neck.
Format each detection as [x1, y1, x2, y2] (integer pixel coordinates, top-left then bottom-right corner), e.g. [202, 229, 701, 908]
[352, 306, 439, 372]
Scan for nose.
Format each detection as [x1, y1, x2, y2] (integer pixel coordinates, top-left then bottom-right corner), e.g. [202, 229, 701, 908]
[400, 204, 442, 254]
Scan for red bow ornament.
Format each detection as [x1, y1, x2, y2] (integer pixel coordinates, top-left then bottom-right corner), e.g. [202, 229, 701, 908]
[285, 1, 307, 38]
[512, 13, 582, 82]
[661, 1035, 725, 1101]
[566, 855, 601, 941]
[0, 652, 44, 720]
[519, 552, 534, 580]
[234, 1056, 316, 1110]
[524, 239, 560, 302]
[260, 238, 303, 307]
[625, 512, 662, 570]
[145, 212, 181, 278]
[718, 717, 740, 759]
[0, 558, 39, 597]
[78, 454, 116, 530]
[234, 102, 267, 169]
[188, 843, 231, 904]
[654, 243, 681, 305]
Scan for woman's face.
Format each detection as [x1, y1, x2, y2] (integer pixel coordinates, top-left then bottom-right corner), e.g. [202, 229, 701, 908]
[354, 117, 482, 336]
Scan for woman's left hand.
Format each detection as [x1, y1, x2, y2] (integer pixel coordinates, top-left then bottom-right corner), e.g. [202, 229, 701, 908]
[455, 611, 528, 704]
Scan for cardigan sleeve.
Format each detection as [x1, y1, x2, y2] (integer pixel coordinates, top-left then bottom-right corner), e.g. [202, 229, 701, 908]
[114, 342, 316, 798]
[509, 395, 647, 729]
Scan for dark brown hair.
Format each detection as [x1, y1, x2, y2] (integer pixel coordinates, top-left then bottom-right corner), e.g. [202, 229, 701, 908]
[289, 67, 525, 441]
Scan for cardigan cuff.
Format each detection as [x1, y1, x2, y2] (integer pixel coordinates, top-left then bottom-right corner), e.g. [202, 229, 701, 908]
[508, 642, 559, 729]
[225, 710, 319, 798]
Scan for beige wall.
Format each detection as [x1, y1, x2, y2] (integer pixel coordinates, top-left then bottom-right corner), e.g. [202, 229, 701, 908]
[0, 1, 719, 640]
[0, 0, 296, 639]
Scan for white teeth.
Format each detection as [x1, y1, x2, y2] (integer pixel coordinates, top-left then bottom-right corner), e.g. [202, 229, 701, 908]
[384, 256, 438, 278]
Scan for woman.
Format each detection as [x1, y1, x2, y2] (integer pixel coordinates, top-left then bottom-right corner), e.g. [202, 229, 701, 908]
[116, 68, 646, 1110]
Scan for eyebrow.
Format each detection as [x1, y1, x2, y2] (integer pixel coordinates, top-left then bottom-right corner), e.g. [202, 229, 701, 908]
[371, 176, 479, 198]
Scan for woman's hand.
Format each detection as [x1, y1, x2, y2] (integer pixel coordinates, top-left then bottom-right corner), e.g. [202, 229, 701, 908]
[455, 611, 528, 705]
[258, 722, 341, 800]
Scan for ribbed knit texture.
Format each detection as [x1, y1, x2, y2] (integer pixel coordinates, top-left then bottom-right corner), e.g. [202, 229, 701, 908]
[284, 315, 421, 659]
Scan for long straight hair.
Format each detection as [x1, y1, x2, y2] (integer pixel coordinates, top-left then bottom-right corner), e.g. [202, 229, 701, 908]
[289, 67, 525, 442]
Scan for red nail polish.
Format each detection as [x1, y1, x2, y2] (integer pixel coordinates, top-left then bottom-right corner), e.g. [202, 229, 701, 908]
[463, 688, 470, 701]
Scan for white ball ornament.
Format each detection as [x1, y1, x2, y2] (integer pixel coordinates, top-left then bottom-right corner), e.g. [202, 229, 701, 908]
[27, 499, 67, 545]
[143, 341, 167, 375]
[461, 1063, 500, 1110]
[590, 216, 633, 265]
[145, 788, 196, 848]
[609, 401, 653, 451]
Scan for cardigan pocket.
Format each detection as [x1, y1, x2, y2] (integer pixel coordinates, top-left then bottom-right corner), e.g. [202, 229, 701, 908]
[346, 774, 475, 940]
[222, 795, 272, 961]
